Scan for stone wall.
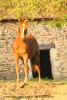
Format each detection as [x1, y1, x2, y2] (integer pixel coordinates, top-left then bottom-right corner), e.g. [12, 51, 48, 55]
[0, 21, 67, 80]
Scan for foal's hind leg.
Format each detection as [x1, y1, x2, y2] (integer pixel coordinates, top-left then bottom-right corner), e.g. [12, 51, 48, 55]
[34, 64, 41, 82]
[34, 55, 41, 82]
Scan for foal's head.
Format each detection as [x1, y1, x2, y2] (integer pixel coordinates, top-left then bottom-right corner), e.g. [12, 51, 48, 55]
[18, 17, 28, 38]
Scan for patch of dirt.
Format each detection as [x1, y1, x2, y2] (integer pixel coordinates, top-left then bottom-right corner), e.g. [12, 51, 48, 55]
[0, 81, 67, 100]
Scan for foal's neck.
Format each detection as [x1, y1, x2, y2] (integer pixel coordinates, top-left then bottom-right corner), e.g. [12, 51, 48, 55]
[18, 23, 28, 39]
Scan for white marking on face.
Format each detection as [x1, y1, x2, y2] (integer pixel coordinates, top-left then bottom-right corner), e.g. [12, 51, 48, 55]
[21, 27, 24, 38]
[21, 23, 25, 38]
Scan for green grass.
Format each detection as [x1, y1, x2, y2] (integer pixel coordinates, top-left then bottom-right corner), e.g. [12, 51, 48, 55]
[0, 78, 67, 85]
[28, 77, 67, 85]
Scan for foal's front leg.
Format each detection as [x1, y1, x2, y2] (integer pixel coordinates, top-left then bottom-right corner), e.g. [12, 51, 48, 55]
[14, 54, 20, 82]
[23, 54, 29, 83]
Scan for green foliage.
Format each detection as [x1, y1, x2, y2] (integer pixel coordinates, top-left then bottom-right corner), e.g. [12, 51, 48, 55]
[0, 0, 67, 25]
[46, 18, 67, 28]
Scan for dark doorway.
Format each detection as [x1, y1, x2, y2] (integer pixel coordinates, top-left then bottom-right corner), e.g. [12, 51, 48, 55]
[33, 49, 53, 79]
[40, 49, 53, 79]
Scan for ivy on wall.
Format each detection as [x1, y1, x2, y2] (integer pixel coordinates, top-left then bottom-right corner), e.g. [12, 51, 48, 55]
[0, 0, 67, 19]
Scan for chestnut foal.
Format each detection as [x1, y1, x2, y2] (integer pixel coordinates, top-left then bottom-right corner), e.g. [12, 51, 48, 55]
[13, 17, 41, 83]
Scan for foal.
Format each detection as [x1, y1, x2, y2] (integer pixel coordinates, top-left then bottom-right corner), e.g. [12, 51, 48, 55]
[13, 17, 41, 83]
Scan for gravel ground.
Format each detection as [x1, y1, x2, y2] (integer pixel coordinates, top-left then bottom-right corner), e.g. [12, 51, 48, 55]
[0, 80, 67, 100]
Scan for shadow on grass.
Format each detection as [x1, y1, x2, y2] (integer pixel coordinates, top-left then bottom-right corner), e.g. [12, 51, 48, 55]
[1, 94, 54, 99]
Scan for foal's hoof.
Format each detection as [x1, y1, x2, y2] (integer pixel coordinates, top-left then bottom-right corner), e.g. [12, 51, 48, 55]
[17, 79, 20, 83]
[24, 79, 28, 84]
[39, 78, 41, 83]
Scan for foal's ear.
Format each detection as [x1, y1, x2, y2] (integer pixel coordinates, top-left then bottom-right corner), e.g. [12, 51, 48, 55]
[18, 16, 24, 22]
